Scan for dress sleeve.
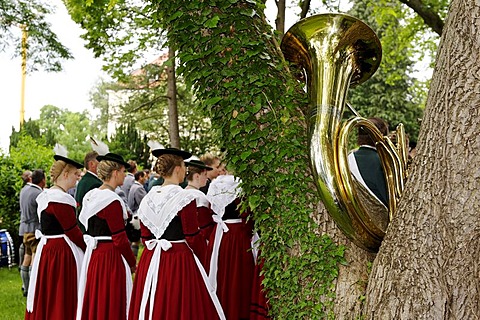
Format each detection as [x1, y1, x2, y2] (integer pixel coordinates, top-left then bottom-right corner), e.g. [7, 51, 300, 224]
[98, 201, 136, 268]
[47, 202, 86, 251]
[197, 206, 215, 240]
[179, 200, 208, 267]
[140, 221, 154, 245]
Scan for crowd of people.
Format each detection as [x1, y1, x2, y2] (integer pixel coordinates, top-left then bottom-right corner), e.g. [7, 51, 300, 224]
[18, 145, 269, 320]
[17, 118, 415, 320]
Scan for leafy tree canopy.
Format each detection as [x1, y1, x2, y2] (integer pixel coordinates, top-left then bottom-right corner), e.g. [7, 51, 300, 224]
[88, 60, 218, 156]
[1, 0, 73, 72]
[346, 0, 426, 142]
[10, 105, 103, 162]
[63, 0, 165, 79]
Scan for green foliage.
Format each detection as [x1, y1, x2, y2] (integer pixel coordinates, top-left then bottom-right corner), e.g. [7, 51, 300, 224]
[89, 79, 110, 135]
[0, 135, 53, 241]
[108, 122, 149, 167]
[345, 0, 426, 142]
[0, 0, 73, 72]
[9, 134, 54, 173]
[154, 0, 345, 317]
[63, 0, 165, 78]
[9, 118, 43, 148]
[88, 60, 218, 156]
[0, 154, 22, 235]
[36, 105, 96, 161]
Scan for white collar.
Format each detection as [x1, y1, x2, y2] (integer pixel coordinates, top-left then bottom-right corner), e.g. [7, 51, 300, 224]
[207, 175, 242, 217]
[36, 188, 76, 219]
[138, 185, 200, 238]
[27, 183, 43, 191]
[79, 189, 127, 230]
[359, 145, 377, 150]
[86, 170, 99, 178]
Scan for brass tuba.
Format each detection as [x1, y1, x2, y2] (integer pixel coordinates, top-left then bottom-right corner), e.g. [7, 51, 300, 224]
[281, 13, 408, 252]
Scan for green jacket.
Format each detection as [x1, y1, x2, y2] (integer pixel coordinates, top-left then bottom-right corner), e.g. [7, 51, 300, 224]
[75, 171, 102, 232]
[75, 171, 103, 207]
[353, 146, 389, 206]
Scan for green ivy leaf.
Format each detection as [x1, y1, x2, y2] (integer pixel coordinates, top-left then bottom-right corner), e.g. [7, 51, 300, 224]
[205, 15, 220, 28]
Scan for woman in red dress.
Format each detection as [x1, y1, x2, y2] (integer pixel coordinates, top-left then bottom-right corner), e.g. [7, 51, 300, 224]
[184, 159, 216, 245]
[129, 148, 225, 320]
[25, 150, 86, 320]
[207, 175, 255, 320]
[77, 153, 137, 320]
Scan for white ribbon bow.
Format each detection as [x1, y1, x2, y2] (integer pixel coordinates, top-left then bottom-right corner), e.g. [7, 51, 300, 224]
[139, 239, 172, 320]
[212, 214, 229, 233]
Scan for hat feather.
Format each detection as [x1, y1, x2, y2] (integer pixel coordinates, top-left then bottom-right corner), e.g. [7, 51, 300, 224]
[53, 143, 68, 157]
[147, 140, 164, 150]
[90, 137, 109, 156]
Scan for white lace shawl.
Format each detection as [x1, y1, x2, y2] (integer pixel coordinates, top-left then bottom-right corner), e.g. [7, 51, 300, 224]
[138, 185, 204, 239]
[184, 188, 210, 208]
[206, 175, 242, 218]
[79, 188, 127, 230]
[36, 188, 77, 219]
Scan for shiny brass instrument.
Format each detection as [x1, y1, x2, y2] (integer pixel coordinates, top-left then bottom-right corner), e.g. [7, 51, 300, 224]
[281, 13, 408, 251]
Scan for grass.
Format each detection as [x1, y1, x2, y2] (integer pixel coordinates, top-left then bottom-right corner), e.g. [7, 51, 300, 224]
[0, 267, 26, 320]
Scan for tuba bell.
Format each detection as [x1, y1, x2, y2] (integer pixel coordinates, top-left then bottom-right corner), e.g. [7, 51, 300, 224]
[281, 13, 408, 252]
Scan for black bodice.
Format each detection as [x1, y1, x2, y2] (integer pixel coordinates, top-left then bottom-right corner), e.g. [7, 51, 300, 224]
[40, 211, 64, 235]
[160, 216, 185, 241]
[222, 201, 241, 220]
[87, 215, 112, 237]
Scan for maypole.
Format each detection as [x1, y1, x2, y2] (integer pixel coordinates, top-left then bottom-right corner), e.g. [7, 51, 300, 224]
[20, 25, 27, 128]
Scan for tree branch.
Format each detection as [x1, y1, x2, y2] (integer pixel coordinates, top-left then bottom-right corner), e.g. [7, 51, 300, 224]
[399, 0, 444, 35]
[300, 0, 311, 20]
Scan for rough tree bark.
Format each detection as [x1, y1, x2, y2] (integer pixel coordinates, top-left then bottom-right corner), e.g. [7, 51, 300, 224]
[313, 201, 376, 319]
[363, 1, 480, 318]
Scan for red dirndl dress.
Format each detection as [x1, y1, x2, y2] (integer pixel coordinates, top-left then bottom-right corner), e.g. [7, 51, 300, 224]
[129, 187, 224, 320]
[207, 201, 255, 320]
[77, 195, 137, 320]
[250, 253, 270, 319]
[25, 196, 86, 320]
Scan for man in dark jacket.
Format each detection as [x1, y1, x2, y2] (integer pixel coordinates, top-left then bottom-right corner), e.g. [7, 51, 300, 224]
[348, 117, 389, 207]
[74, 151, 102, 231]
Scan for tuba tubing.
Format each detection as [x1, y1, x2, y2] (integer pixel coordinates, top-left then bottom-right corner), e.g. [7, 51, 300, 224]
[281, 13, 407, 252]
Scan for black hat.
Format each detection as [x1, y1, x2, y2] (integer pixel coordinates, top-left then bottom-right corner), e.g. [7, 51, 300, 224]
[152, 148, 192, 159]
[96, 153, 131, 169]
[185, 159, 213, 171]
[53, 155, 84, 169]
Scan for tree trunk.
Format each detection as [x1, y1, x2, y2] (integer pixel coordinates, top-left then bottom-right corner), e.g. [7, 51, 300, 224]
[300, 0, 311, 19]
[275, 0, 286, 35]
[364, 1, 480, 318]
[167, 46, 180, 148]
[314, 201, 375, 319]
